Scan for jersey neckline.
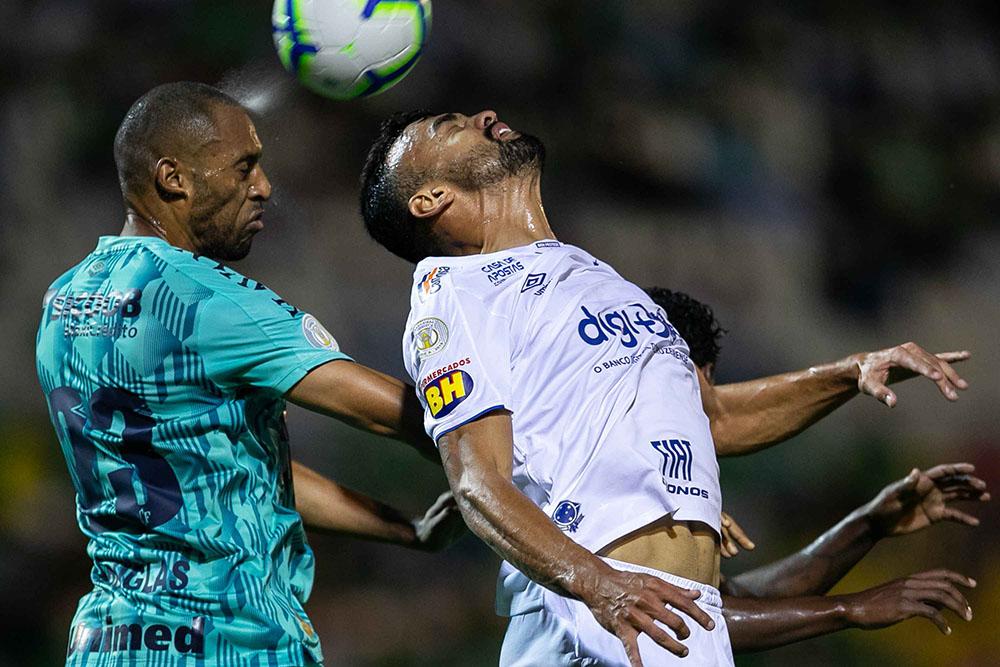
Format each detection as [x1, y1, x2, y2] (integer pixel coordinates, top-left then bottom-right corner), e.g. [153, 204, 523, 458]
[96, 235, 172, 251]
[415, 239, 563, 272]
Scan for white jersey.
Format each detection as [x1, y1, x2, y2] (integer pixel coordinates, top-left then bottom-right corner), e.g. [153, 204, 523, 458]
[402, 240, 722, 614]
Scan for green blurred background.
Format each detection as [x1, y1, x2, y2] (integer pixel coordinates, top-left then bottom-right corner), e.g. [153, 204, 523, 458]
[1, 1, 997, 664]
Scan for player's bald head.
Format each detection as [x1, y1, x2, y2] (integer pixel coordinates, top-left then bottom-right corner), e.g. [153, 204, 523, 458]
[113, 82, 243, 198]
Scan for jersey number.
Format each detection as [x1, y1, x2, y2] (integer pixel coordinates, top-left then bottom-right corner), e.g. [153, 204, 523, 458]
[48, 386, 182, 533]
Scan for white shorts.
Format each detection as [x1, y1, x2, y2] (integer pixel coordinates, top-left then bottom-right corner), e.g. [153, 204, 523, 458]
[499, 558, 734, 667]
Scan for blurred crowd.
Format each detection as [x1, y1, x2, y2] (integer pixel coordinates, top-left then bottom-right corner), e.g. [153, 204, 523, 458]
[1, 1, 997, 664]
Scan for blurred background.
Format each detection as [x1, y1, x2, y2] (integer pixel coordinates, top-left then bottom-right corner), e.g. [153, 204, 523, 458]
[1, 0, 998, 664]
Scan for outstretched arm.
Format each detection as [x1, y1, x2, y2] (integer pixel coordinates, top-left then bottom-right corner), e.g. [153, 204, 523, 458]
[286, 360, 438, 462]
[440, 410, 715, 666]
[721, 463, 988, 598]
[292, 461, 463, 550]
[724, 570, 975, 653]
[703, 343, 969, 456]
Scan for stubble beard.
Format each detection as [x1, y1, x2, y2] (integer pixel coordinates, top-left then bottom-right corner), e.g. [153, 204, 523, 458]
[449, 133, 546, 190]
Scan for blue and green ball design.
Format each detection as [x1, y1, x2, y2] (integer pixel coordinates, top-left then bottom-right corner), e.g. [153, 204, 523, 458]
[272, 0, 431, 100]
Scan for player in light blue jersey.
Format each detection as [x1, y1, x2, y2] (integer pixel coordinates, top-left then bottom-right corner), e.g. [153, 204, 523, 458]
[36, 82, 462, 666]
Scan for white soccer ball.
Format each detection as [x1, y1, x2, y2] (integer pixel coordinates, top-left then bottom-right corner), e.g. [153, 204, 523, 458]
[272, 0, 431, 100]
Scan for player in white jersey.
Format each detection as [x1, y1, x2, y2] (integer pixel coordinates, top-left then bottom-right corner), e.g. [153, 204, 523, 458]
[356, 109, 971, 666]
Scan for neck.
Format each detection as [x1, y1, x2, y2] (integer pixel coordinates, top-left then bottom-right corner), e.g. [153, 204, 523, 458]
[120, 199, 198, 254]
[462, 172, 554, 255]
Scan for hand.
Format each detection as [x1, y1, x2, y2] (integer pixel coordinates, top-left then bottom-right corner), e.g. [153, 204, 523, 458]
[412, 491, 467, 551]
[720, 511, 755, 558]
[583, 567, 716, 666]
[852, 342, 969, 407]
[864, 463, 990, 538]
[844, 569, 975, 635]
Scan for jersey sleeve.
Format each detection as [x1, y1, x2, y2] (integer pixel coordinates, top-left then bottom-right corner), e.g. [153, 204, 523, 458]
[404, 283, 512, 444]
[194, 281, 352, 395]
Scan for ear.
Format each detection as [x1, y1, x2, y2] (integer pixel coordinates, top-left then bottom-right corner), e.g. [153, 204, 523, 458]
[408, 184, 455, 220]
[154, 157, 190, 201]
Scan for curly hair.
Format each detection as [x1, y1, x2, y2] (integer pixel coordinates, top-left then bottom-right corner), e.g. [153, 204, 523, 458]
[644, 287, 726, 368]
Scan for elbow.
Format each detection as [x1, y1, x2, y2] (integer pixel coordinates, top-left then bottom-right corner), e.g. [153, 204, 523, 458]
[454, 478, 488, 514]
[711, 421, 740, 456]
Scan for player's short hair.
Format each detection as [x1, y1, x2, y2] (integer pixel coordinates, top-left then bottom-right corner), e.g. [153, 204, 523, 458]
[359, 110, 439, 263]
[645, 287, 726, 368]
[113, 81, 242, 197]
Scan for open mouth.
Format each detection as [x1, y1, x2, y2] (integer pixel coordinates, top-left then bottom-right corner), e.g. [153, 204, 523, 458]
[489, 120, 518, 142]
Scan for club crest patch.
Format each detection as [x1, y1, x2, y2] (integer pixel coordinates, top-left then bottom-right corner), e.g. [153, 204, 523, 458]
[552, 500, 584, 532]
[412, 317, 449, 358]
[301, 314, 340, 351]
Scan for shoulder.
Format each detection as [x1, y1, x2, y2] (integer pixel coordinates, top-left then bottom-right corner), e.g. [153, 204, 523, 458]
[150, 245, 302, 320]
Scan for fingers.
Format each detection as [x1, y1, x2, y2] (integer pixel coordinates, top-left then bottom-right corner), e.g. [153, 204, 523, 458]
[862, 378, 897, 407]
[893, 343, 965, 401]
[651, 579, 715, 631]
[935, 351, 971, 364]
[915, 583, 972, 621]
[725, 515, 755, 551]
[909, 569, 976, 589]
[619, 629, 645, 667]
[634, 609, 690, 657]
[925, 463, 976, 480]
[942, 489, 990, 503]
[912, 602, 953, 635]
[939, 507, 981, 527]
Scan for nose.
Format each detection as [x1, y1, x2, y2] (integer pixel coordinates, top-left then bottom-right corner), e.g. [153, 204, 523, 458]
[250, 165, 272, 201]
[472, 110, 497, 130]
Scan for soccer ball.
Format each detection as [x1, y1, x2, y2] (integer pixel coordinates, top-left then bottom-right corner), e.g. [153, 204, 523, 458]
[272, 0, 431, 100]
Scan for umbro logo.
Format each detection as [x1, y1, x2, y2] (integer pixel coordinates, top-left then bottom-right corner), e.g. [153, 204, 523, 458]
[521, 273, 547, 293]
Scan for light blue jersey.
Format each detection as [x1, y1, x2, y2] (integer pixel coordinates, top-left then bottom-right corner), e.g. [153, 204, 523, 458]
[36, 236, 349, 666]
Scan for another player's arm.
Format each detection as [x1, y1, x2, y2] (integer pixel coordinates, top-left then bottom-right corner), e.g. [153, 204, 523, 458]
[440, 410, 715, 666]
[723, 569, 975, 652]
[701, 343, 970, 456]
[287, 360, 438, 462]
[291, 461, 462, 550]
[721, 463, 988, 598]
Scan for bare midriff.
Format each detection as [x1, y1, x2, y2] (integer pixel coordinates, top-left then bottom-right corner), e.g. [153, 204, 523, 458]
[597, 516, 721, 587]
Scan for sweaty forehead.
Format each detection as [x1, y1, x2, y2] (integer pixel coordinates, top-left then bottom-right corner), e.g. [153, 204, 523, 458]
[386, 119, 435, 172]
[203, 106, 261, 155]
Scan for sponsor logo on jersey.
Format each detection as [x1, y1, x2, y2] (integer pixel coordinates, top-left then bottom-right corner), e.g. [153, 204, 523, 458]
[482, 257, 525, 286]
[652, 439, 711, 499]
[521, 273, 547, 293]
[412, 318, 449, 358]
[46, 289, 143, 321]
[67, 616, 204, 657]
[652, 439, 693, 481]
[535, 240, 561, 249]
[552, 500, 584, 532]
[98, 558, 190, 594]
[301, 314, 340, 351]
[577, 303, 679, 349]
[419, 266, 450, 300]
[420, 357, 472, 389]
[424, 370, 473, 418]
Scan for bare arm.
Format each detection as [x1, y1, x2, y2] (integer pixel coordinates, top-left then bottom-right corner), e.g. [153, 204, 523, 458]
[721, 463, 988, 599]
[721, 511, 875, 598]
[292, 461, 462, 550]
[704, 343, 970, 456]
[439, 410, 715, 665]
[724, 570, 975, 653]
[286, 360, 438, 462]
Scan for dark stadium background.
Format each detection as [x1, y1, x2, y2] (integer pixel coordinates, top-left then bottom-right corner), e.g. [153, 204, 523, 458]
[1, 1, 998, 664]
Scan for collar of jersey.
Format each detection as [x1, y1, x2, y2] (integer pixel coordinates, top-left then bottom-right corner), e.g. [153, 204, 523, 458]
[96, 235, 172, 251]
[415, 239, 562, 272]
